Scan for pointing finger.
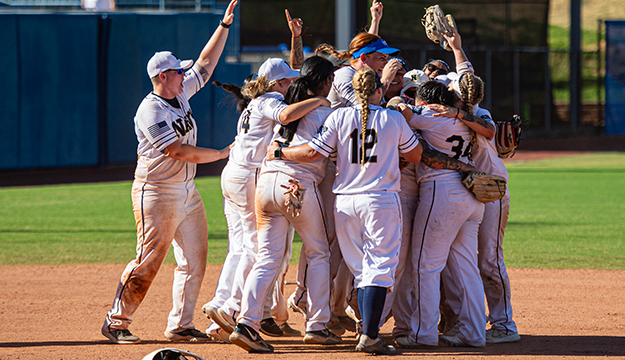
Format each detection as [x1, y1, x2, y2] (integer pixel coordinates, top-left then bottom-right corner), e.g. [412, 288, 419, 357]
[285, 9, 292, 22]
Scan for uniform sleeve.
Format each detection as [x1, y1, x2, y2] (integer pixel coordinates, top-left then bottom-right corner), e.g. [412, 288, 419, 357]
[332, 78, 357, 108]
[396, 114, 419, 153]
[309, 113, 338, 158]
[182, 66, 205, 100]
[477, 107, 494, 125]
[407, 106, 429, 130]
[258, 96, 289, 123]
[136, 103, 179, 152]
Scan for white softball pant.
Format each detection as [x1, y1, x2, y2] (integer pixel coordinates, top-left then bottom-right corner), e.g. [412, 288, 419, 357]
[389, 192, 419, 337]
[238, 171, 332, 332]
[479, 192, 517, 332]
[215, 163, 288, 321]
[290, 164, 353, 318]
[104, 180, 207, 334]
[208, 163, 252, 310]
[334, 191, 402, 290]
[218, 163, 259, 316]
[409, 179, 486, 347]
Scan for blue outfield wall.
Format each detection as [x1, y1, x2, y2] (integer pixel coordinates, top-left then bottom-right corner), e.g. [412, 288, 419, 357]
[0, 12, 250, 170]
[605, 21, 625, 136]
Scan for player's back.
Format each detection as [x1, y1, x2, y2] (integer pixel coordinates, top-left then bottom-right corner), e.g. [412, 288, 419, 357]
[229, 91, 287, 169]
[328, 104, 416, 194]
[408, 106, 472, 183]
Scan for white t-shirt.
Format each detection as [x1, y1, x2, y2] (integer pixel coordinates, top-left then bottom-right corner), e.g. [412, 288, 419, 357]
[327, 66, 357, 109]
[229, 91, 288, 169]
[408, 105, 472, 183]
[310, 104, 419, 194]
[471, 107, 509, 182]
[261, 107, 333, 183]
[133, 66, 205, 184]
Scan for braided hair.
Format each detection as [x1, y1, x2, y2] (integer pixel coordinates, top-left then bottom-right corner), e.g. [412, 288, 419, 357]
[457, 72, 484, 115]
[279, 56, 334, 144]
[352, 67, 382, 170]
[315, 32, 381, 66]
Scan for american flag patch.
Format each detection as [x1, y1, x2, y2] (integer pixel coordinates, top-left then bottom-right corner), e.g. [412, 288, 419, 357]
[148, 121, 170, 138]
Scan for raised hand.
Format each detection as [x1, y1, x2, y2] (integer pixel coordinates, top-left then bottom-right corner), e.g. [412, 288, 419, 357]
[285, 9, 303, 38]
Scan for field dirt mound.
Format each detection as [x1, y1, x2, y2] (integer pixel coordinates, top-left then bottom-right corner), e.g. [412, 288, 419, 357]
[0, 264, 623, 360]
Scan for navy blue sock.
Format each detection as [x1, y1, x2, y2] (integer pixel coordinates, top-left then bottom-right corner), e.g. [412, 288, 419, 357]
[362, 286, 387, 339]
[357, 287, 365, 327]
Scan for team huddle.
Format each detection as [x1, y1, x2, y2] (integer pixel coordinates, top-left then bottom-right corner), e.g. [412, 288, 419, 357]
[100, 0, 521, 356]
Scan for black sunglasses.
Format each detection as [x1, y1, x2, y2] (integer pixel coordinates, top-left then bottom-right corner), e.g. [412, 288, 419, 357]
[165, 68, 185, 75]
[426, 64, 448, 75]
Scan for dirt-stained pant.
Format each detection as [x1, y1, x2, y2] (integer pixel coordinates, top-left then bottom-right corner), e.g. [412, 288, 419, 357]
[238, 171, 331, 333]
[104, 180, 207, 334]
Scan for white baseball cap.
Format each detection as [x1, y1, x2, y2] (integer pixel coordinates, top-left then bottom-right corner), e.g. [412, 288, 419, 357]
[434, 73, 453, 86]
[257, 58, 299, 82]
[147, 51, 194, 78]
[446, 71, 466, 98]
[401, 69, 429, 96]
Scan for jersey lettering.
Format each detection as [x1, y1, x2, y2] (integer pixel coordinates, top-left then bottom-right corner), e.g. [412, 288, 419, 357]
[241, 109, 251, 134]
[172, 110, 194, 137]
[349, 128, 378, 164]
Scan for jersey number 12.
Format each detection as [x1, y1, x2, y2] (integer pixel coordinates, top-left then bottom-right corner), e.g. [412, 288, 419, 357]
[349, 128, 378, 164]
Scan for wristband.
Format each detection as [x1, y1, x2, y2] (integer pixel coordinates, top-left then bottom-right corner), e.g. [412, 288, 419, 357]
[274, 145, 283, 160]
[219, 20, 231, 28]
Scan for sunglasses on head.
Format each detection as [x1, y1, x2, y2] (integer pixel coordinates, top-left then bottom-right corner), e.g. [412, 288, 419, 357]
[426, 64, 448, 75]
[165, 68, 185, 75]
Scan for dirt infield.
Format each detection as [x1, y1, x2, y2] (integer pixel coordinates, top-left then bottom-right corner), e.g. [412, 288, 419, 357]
[1, 264, 623, 360]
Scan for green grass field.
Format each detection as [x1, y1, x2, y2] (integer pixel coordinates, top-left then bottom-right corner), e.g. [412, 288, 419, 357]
[1, 153, 623, 270]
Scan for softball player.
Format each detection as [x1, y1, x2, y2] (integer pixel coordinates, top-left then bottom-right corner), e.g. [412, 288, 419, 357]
[229, 56, 339, 353]
[204, 57, 329, 337]
[205, 12, 311, 339]
[432, 72, 520, 344]
[268, 68, 422, 355]
[101, 0, 238, 344]
[317, 34, 402, 109]
[403, 80, 487, 348]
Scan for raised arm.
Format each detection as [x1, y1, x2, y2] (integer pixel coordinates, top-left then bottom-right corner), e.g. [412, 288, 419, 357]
[193, 0, 238, 83]
[368, 0, 383, 35]
[428, 103, 495, 138]
[286, 9, 305, 70]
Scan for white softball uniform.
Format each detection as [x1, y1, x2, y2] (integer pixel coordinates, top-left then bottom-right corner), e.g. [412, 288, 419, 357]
[217, 92, 290, 319]
[238, 107, 334, 333]
[327, 66, 358, 109]
[104, 66, 208, 334]
[407, 106, 486, 347]
[309, 104, 419, 290]
[446, 106, 517, 334]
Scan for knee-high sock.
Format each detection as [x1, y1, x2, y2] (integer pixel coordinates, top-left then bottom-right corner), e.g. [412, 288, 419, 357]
[358, 286, 387, 339]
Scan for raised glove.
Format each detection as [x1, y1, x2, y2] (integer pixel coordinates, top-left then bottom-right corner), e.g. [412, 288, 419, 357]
[421, 5, 456, 51]
[281, 178, 305, 217]
[462, 171, 507, 203]
[495, 114, 523, 158]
